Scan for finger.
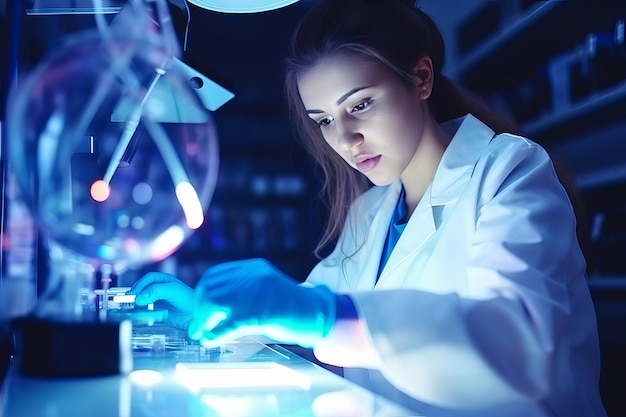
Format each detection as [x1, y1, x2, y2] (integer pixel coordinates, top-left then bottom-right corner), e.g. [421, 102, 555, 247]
[188, 309, 229, 339]
[134, 281, 184, 306]
[188, 319, 203, 340]
[198, 325, 253, 348]
[165, 313, 193, 331]
[127, 272, 177, 295]
[199, 332, 234, 349]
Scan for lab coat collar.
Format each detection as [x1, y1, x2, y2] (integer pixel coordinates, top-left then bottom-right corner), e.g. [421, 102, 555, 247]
[430, 114, 495, 205]
[375, 114, 495, 286]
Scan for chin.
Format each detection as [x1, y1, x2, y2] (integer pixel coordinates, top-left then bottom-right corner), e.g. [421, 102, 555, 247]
[366, 174, 398, 187]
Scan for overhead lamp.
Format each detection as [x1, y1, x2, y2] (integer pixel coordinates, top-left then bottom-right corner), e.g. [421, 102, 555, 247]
[25, 0, 300, 15]
[186, 0, 299, 13]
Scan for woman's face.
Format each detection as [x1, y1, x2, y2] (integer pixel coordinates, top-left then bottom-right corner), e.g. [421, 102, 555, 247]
[297, 53, 431, 186]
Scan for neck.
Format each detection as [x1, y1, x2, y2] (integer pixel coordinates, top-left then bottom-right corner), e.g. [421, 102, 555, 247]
[401, 112, 450, 215]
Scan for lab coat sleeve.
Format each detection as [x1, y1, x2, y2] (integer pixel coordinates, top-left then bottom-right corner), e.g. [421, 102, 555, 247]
[313, 139, 583, 408]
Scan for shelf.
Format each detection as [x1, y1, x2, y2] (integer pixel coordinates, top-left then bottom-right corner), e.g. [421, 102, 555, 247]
[576, 165, 626, 191]
[588, 277, 626, 291]
[545, 118, 626, 190]
[522, 82, 626, 141]
[455, 1, 560, 82]
[455, 0, 625, 92]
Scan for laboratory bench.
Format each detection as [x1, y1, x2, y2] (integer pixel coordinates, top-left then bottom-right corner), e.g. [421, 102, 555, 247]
[5, 321, 599, 417]
[0, 324, 416, 417]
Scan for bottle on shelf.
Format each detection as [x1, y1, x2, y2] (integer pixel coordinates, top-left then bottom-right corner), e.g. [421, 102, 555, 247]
[569, 19, 626, 103]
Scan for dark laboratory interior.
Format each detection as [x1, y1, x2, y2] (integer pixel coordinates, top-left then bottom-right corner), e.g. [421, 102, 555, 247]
[1, 0, 626, 416]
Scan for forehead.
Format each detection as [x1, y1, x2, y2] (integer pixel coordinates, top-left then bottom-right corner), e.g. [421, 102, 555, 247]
[297, 53, 399, 106]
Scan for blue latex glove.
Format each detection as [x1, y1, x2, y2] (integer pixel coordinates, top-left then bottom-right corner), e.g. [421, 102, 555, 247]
[127, 272, 194, 330]
[188, 258, 336, 348]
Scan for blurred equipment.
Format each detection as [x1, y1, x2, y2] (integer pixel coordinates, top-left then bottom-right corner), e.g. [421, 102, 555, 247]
[24, 0, 126, 15]
[6, 0, 222, 376]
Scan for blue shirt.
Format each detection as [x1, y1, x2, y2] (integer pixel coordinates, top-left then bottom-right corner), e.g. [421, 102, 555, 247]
[377, 187, 408, 280]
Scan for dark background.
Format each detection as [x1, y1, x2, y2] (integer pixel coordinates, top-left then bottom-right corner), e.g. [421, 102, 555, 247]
[2, 1, 626, 414]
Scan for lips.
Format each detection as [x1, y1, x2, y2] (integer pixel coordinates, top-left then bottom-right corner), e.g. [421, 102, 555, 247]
[354, 155, 381, 173]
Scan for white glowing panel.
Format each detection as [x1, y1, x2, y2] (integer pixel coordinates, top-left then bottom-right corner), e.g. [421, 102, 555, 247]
[111, 294, 136, 303]
[175, 362, 311, 392]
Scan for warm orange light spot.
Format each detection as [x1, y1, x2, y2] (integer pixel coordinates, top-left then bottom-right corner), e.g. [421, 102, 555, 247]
[90, 179, 111, 202]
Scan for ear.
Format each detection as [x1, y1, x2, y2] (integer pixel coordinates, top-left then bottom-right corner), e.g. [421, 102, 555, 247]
[411, 56, 434, 100]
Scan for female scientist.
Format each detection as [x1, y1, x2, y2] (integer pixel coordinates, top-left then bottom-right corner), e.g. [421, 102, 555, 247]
[128, 0, 607, 415]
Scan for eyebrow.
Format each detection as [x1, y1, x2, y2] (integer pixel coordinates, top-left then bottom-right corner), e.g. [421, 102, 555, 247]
[306, 86, 373, 114]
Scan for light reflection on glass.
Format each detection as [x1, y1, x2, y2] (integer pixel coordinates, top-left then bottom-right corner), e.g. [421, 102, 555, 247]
[312, 389, 375, 417]
[175, 362, 312, 393]
[175, 181, 204, 229]
[200, 394, 280, 417]
[132, 182, 153, 205]
[149, 225, 184, 260]
[129, 369, 163, 387]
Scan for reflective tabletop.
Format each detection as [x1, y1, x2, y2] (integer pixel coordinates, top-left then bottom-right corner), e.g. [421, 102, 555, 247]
[0, 324, 418, 417]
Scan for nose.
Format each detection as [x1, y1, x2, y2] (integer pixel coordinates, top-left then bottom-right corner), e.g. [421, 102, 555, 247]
[336, 119, 363, 151]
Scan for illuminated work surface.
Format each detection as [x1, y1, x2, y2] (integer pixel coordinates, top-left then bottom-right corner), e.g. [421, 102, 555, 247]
[0, 326, 418, 417]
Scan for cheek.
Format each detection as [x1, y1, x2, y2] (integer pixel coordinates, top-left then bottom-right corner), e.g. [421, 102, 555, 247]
[320, 130, 338, 151]
[310, 123, 339, 154]
[322, 136, 353, 164]
[396, 105, 425, 147]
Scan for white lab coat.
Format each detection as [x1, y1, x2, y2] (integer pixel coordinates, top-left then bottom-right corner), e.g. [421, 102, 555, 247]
[306, 114, 606, 416]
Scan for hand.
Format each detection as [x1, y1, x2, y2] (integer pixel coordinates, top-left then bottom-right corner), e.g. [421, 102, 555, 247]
[188, 259, 336, 348]
[127, 272, 194, 330]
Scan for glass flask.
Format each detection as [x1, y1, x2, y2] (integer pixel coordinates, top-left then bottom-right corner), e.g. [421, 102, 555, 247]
[7, 1, 219, 318]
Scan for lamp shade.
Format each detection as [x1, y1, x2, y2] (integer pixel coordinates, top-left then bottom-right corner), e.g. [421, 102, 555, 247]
[186, 0, 299, 13]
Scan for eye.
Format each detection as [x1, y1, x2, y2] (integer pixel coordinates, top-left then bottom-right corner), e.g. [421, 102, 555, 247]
[317, 116, 334, 127]
[351, 99, 372, 113]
